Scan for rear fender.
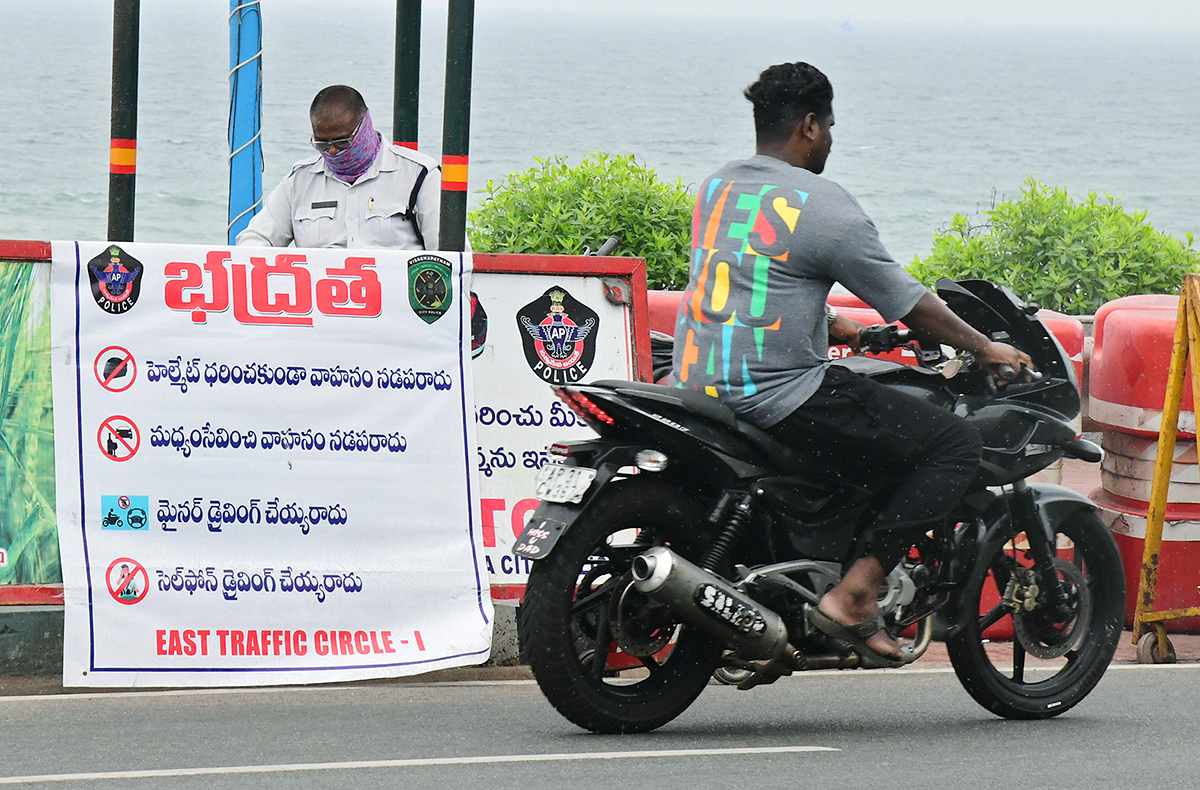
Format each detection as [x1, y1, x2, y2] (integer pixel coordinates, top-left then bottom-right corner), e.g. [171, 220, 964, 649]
[512, 443, 643, 561]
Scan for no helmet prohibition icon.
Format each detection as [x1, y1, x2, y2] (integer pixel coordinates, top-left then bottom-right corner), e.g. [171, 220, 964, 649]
[94, 346, 137, 393]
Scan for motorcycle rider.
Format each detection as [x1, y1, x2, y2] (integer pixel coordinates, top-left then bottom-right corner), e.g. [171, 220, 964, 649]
[672, 61, 1031, 666]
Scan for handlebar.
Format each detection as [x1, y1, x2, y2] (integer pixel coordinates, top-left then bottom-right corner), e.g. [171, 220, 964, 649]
[997, 364, 1044, 383]
[857, 324, 1044, 383]
[858, 324, 913, 354]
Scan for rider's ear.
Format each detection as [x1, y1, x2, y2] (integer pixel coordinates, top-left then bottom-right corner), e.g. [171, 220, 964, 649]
[798, 112, 821, 142]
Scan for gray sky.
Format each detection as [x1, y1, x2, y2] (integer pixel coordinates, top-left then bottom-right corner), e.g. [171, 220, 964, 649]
[300, 0, 1200, 30]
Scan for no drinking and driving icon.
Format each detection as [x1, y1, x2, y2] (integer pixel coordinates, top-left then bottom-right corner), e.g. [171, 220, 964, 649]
[97, 415, 140, 462]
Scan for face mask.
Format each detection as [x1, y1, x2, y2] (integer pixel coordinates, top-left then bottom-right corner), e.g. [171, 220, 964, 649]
[320, 111, 381, 184]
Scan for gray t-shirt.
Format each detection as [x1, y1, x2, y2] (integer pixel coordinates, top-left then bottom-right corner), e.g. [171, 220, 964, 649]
[671, 155, 927, 427]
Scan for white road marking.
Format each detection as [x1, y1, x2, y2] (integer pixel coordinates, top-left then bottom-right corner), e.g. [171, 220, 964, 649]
[0, 746, 836, 784]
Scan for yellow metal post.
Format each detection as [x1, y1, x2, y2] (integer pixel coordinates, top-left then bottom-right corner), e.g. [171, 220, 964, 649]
[1132, 277, 1192, 642]
[1132, 274, 1200, 645]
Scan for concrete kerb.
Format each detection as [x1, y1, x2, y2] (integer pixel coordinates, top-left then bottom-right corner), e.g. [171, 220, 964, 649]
[4, 629, 1199, 697]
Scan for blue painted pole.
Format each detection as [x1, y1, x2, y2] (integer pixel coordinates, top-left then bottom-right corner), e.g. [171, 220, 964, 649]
[227, 0, 264, 244]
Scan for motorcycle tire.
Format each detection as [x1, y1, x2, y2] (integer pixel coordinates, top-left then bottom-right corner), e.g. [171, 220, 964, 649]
[946, 508, 1124, 719]
[518, 480, 723, 733]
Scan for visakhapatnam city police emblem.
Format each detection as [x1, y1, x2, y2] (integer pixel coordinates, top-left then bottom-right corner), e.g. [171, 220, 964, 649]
[516, 286, 599, 384]
[407, 254, 453, 324]
[86, 245, 144, 314]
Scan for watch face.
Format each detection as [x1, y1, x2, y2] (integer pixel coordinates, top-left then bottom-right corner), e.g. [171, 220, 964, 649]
[413, 268, 447, 309]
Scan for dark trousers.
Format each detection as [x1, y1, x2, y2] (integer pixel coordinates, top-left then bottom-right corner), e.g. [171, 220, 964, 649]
[765, 366, 982, 570]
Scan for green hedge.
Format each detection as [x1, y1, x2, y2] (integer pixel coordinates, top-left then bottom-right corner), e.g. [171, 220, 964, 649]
[467, 152, 693, 290]
[909, 178, 1200, 314]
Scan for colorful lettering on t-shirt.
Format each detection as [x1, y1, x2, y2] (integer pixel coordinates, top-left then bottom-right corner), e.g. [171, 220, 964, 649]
[678, 177, 807, 395]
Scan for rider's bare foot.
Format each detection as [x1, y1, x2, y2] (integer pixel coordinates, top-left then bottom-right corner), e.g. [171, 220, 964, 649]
[817, 589, 905, 660]
[817, 555, 906, 661]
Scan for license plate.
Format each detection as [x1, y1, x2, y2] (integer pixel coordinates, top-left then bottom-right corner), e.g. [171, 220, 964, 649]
[535, 465, 597, 504]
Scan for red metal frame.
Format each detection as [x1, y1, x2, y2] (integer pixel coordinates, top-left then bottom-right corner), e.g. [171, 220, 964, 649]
[0, 247, 652, 607]
[0, 585, 64, 606]
[474, 253, 652, 383]
[0, 241, 57, 606]
[0, 239, 52, 261]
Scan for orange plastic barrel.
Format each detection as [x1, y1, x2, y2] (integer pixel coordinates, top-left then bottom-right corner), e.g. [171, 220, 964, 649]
[1088, 294, 1200, 631]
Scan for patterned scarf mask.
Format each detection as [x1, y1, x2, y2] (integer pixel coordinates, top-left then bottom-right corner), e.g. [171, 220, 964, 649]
[321, 110, 382, 184]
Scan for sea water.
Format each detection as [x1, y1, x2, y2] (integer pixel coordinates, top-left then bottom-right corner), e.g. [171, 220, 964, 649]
[2, 1, 1198, 266]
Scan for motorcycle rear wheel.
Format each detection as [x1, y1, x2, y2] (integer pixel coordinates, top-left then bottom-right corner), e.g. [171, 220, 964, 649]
[946, 508, 1124, 719]
[518, 481, 722, 733]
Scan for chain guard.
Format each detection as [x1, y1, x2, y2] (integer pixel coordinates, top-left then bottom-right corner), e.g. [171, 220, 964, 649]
[1013, 557, 1091, 659]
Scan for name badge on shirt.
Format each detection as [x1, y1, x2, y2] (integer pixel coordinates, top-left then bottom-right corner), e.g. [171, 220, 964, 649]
[311, 200, 337, 209]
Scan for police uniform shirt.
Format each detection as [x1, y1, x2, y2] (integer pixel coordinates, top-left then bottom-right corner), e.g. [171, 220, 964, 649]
[236, 143, 441, 250]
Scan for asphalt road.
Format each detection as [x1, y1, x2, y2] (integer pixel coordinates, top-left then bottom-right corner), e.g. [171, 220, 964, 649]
[3, 663, 1199, 789]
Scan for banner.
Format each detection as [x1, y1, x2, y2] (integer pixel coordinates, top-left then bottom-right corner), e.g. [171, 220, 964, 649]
[50, 241, 492, 687]
[470, 267, 638, 596]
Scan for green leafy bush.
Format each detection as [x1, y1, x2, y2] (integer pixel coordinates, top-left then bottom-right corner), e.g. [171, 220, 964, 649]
[908, 178, 1200, 314]
[467, 152, 693, 290]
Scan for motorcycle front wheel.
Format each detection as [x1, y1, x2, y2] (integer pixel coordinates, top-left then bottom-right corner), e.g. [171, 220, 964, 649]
[518, 480, 723, 733]
[946, 508, 1124, 719]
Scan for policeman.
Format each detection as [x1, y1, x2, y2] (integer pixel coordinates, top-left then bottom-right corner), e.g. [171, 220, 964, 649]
[236, 85, 440, 250]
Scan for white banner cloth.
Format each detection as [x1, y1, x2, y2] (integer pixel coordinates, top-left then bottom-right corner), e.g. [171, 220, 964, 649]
[470, 271, 636, 594]
[50, 241, 492, 687]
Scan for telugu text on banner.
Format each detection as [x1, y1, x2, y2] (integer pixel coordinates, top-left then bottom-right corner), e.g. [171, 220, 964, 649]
[49, 241, 492, 687]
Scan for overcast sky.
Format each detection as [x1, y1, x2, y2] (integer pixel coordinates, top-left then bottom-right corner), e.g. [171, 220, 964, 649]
[277, 0, 1200, 30]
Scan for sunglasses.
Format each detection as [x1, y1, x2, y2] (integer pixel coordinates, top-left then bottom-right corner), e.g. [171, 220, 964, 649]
[310, 119, 363, 153]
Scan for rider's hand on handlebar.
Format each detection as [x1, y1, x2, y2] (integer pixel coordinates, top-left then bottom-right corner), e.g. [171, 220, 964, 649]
[979, 340, 1035, 384]
[829, 313, 867, 352]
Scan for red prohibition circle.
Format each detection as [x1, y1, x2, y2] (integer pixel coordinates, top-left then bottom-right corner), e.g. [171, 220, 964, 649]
[105, 557, 149, 605]
[93, 346, 137, 393]
[96, 415, 141, 462]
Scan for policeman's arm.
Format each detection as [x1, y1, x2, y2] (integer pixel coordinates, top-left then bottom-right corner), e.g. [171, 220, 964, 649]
[900, 291, 1031, 373]
[234, 181, 295, 247]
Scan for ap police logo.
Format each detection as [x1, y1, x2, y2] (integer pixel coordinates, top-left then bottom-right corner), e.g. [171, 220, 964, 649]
[408, 254, 453, 324]
[516, 286, 599, 385]
[100, 494, 150, 530]
[86, 245, 144, 314]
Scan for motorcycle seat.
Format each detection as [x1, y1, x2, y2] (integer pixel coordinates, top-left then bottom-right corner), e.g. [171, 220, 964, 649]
[589, 379, 809, 473]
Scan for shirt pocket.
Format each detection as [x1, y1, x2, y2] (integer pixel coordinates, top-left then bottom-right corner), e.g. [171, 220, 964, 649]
[293, 202, 339, 248]
[363, 199, 416, 249]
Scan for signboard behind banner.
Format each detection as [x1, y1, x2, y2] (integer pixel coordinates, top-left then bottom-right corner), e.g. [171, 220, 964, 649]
[49, 241, 492, 687]
[470, 254, 650, 601]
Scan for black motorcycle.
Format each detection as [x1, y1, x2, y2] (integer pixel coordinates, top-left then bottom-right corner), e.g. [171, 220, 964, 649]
[514, 278, 1124, 734]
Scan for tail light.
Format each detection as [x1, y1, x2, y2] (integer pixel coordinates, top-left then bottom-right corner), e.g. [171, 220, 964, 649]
[553, 387, 616, 426]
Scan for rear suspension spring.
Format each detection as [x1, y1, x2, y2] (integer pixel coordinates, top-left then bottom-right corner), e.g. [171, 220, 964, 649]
[703, 494, 754, 572]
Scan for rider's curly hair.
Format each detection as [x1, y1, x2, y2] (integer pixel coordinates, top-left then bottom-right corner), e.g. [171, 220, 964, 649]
[744, 62, 833, 145]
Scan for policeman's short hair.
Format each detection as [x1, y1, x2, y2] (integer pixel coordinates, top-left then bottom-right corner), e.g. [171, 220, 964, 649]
[310, 85, 368, 121]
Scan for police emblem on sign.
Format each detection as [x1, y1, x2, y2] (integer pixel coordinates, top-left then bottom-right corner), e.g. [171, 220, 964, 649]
[408, 254, 453, 324]
[516, 286, 599, 384]
[86, 245, 144, 314]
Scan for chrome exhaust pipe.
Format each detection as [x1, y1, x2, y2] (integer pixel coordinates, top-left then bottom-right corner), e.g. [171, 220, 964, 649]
[631, 546, 789, 661]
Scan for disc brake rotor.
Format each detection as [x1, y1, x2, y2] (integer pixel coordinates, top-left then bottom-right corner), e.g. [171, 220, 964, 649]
[1013, 557, 1091, 659]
